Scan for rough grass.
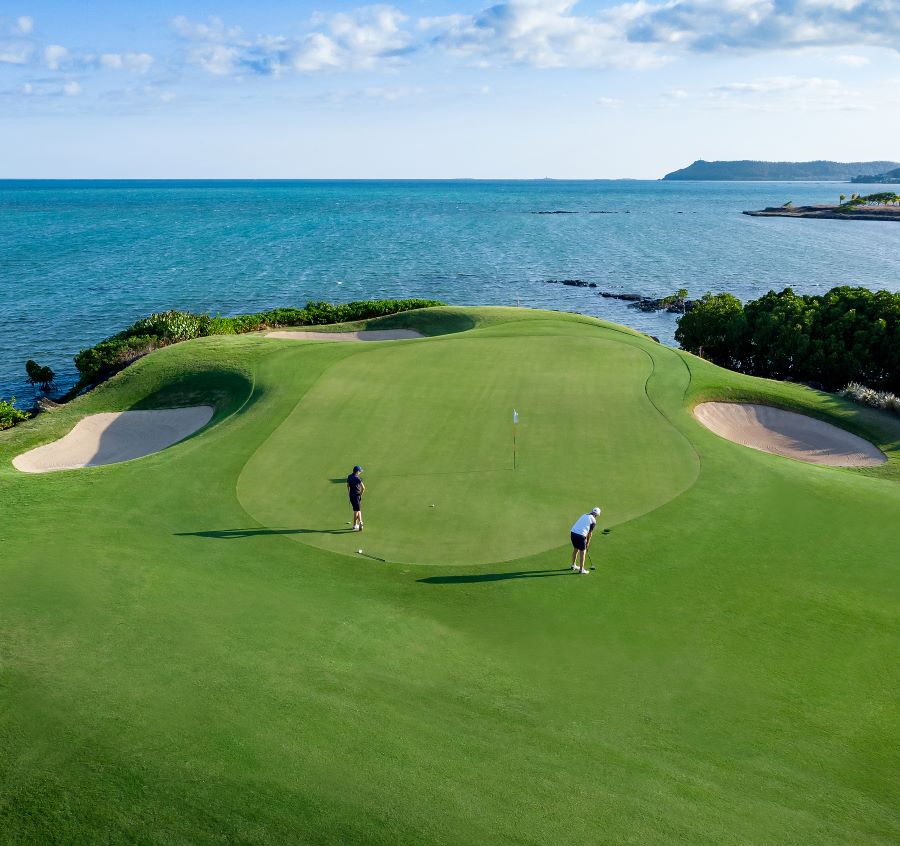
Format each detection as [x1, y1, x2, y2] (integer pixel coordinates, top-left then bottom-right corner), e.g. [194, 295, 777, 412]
[0, 308, 898, 845]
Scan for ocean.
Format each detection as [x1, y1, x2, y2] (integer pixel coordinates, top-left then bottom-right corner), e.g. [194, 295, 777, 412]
[2, 179, 898, 403]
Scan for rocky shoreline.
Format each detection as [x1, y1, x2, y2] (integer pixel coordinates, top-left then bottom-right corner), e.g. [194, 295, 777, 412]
[744, 205, 900, 222]
[543, 280, 697, 313]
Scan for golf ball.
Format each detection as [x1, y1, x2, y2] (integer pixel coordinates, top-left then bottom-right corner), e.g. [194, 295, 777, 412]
[358, 549, 363, 554]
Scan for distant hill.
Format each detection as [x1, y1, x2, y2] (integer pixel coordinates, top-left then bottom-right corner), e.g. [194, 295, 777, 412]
[663, 160, 900, 181]
[851, 167, 900, 184]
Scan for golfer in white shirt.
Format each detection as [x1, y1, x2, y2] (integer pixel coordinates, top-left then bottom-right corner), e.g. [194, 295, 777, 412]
[570, 507, 601, 574]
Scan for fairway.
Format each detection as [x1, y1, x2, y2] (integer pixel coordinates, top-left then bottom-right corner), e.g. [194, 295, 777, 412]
[239, 330, 698, 564]
[1, 307, 898, 845]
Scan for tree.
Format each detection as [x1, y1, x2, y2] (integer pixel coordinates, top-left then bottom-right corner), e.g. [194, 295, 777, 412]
[675, 293, 747, 368]
[675, 287, 900, 393]
[839, 194, 846, 205]
[25, 359, 55, 393]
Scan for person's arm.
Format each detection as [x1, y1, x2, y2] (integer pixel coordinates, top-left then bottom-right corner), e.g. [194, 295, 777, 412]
[360, 481, 366, 494]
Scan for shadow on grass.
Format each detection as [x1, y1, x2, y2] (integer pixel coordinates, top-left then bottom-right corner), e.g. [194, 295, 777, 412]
[418, 567, 573, 584]
[175, 527, 352, 539]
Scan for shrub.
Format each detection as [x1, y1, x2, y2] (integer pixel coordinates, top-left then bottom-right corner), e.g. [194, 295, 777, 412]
[74, 334, 159, 385]
[207, 316, 237, 335]
[123, 310, 210, 342]
[25, 359, 56, 392]
[0, 397, 30, 430]
[841, 382, 900, 417]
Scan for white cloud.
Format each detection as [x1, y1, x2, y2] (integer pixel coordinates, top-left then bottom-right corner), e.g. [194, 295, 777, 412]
[63, 80, 81, 96]
[676, 75, 877, 111]
[171, 16, 241, 42]
[362, 84, 424, 100]
[624, 0, 899, 54]
[596, 96, 623, 107]
[43, 44, 68, 70]
[422, 0, 664, 70]
[421, 0, 899, 68]
[0, 41, 33, 64]
[173, 6, 414, 77]
[292, 33, 342, 72]
[15, 16, 33, 35]
[99, 52, 155, 73]
[836, 53, 870, 66]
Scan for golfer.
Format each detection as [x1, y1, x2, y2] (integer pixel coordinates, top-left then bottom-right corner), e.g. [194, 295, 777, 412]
[347, 465, 366, 531]
[570, 507, 601, 574]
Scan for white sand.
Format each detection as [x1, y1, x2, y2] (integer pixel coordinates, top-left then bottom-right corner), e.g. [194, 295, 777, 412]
[693, 402, 886, 467]
[266, 329, 423, 341]
[13, 406, 214, 473]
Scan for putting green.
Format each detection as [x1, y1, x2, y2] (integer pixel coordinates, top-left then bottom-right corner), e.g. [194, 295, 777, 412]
[237, 329, 698, 564]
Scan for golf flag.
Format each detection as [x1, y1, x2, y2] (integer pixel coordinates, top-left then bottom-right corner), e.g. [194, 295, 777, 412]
[512, 409, 518, 469]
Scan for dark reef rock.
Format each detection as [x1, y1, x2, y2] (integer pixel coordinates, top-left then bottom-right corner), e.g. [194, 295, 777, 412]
[544, 279, 597, 288]
[744, 205, 900, 222]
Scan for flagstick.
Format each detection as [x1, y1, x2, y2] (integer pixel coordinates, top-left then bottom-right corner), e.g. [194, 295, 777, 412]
[512, 409, 519, 470]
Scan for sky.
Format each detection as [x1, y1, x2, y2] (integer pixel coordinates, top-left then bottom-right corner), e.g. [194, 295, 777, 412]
[1, 0, 899, 178]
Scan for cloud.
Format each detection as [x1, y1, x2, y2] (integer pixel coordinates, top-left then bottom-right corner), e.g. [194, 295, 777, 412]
[421, 0, 664, 70]
[99, 52, 155, 73]
[43, 44, 68, 70]
[421, 0, 899, 68]
[11, 78, 82, 98]
[172, 5, 414, 77]
[673, 75, 878, 111]
[623, 0, 899, 54]
[0, 40, 32, 63]
[361, 84, 424, 100]
[836, 53, 870, 66]
[15, 16, 33, 35]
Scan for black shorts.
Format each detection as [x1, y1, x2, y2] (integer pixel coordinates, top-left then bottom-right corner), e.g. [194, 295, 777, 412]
[571, 531, 587, 551]
[349, 495, 362, 511]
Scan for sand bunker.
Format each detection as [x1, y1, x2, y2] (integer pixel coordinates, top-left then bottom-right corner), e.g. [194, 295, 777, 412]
[13, 406, 214, 473]
[267, 329, 423, 341]
[693, 402, 886, 467]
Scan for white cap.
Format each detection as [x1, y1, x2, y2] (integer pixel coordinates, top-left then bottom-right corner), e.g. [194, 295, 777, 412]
[591, 506, 602, 515]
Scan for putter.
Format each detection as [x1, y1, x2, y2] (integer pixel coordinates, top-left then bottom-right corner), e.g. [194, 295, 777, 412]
[588, 550, 595, 570]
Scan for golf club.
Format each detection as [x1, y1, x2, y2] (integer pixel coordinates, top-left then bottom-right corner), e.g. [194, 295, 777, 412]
[588, 549, 595, 570]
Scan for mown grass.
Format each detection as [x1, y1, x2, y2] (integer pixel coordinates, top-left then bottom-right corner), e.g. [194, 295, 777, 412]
[0, 308, 897, 845]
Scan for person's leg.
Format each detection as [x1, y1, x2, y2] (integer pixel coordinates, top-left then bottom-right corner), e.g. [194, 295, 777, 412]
[579, 549, 589, 573]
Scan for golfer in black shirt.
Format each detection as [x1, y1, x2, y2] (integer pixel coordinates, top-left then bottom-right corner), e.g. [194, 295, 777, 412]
[347, 465, 366, 531]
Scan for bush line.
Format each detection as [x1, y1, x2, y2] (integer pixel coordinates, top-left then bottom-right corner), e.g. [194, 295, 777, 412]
[72, 299, 443, 391]
[675, 286, 900, 393]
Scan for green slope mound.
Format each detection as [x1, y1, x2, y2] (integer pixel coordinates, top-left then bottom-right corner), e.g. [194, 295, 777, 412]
[1, 307, 898, 845]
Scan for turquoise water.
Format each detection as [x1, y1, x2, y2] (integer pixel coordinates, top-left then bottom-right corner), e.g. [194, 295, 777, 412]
[2, 179, 898, 401]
